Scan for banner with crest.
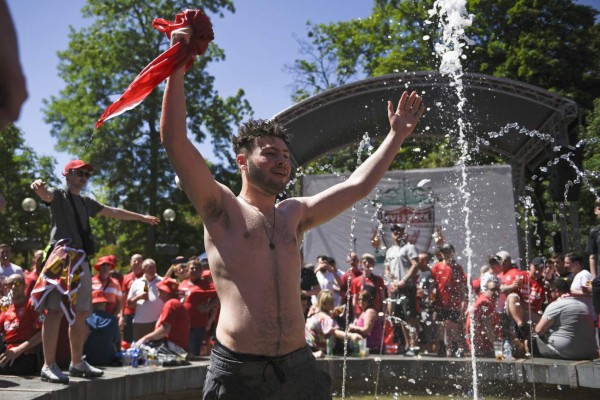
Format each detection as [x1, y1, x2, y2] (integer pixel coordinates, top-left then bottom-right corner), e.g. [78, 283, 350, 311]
[302, 165, 519, 276]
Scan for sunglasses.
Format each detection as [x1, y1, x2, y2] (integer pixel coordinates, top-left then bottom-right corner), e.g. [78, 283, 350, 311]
[71, 169, 92, 178]
[6, 280, 23, 287]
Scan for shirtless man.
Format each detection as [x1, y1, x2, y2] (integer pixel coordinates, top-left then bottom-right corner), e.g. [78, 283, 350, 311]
[161, 28, 424, 400]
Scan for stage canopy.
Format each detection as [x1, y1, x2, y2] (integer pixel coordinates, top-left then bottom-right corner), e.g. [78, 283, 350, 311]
[273, 71, 579, 197]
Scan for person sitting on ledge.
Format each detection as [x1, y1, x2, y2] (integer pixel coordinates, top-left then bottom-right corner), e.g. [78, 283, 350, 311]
[348, 290, 385, 354]
[0, 274, 43, 375]
[83, 290, 120, 366]
[504, 257, 547, 340]
[465, 275, 501, 357]
[135, 278, 190, 354]
[531, 278, 598, 360]
[305, 290, 362, 358]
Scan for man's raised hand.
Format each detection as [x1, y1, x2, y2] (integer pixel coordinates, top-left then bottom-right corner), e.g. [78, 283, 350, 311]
[388, 91, 425, 141]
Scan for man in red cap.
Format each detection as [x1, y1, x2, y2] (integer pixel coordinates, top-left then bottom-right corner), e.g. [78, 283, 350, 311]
[30, 159, 160, 384]
[136, 277, 190, 353]
[91, 255, 123, 316]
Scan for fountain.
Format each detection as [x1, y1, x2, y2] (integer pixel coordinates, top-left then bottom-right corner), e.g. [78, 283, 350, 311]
[279, 0, 597, 399]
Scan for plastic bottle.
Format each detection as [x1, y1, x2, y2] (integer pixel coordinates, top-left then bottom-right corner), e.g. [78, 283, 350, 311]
[502, 339, 512, 360]
[130, 343, 139, 368]
[326, 336, 335, 356]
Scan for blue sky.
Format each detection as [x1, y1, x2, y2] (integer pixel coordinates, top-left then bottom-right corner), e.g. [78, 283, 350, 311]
[8, 0, 372, 178]
[7, 0, 599, 179]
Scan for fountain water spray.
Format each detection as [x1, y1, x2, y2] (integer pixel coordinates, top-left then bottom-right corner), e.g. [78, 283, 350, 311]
[428, 0, 479, 398]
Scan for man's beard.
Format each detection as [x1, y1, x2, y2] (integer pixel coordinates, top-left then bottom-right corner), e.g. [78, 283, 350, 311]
[247, 159, 288, 196]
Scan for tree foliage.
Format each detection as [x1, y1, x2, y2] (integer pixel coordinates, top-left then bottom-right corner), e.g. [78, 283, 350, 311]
[0, 125, 57, 265]
[43, 0, 250, 263]
[288, 0, 600, 256]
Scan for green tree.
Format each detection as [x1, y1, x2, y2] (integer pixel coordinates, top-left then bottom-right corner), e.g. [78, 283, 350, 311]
[288, 0, 599, 255]
[43, 0, 251, 260]
[289, 0, 599, 104]
[0, 124, 57, 265]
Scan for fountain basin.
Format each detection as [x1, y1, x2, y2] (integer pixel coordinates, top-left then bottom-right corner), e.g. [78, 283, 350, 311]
[2, 355, 598, 399]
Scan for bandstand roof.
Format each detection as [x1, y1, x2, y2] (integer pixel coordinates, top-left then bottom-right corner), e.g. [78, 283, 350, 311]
[272, 72, 579, 194]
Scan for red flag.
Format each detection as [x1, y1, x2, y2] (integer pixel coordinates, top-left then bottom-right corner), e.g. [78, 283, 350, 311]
[95, 9, 214, 129]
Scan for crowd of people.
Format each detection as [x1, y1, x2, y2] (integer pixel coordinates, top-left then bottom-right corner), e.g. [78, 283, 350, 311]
[0, 244, 219, 379]
[2, 4, 598, 398]
[301, 223, 600, 362]
[2, 217, 600, 382]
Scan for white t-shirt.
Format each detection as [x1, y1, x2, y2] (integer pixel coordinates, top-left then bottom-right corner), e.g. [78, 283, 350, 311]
[570, 269, 595, 321]
[128, 275, 163, 323]
[314, 270, 342, 306]
[0, 263, 24, 278]
[386, 243, 418, 285]
[386, 245, 402, 279]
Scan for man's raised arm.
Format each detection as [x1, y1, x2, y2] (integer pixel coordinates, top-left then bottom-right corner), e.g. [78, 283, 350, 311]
[159, 29, 226, 218]
[298, 91, 425, 231]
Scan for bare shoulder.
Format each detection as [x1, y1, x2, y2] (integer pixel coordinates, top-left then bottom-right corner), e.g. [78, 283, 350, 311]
[277, 196, 310, 230]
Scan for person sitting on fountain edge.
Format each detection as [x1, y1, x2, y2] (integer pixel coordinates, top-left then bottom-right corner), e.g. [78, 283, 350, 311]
[160, 27, 424, 400]
[0, 274, 43, 375]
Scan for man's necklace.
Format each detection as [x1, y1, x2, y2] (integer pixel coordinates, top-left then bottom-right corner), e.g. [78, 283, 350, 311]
[239, 196, 276, 250]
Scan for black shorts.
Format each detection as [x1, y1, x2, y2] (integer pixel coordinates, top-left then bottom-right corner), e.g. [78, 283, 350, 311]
[203, 341, 331, 400]
[436, 309, 462, 323]
[391, 285, 418, 319]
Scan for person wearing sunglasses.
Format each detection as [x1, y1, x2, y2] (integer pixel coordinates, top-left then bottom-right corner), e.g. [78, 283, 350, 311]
[29, 159, 161, 384]
[0, 274, 43, 375]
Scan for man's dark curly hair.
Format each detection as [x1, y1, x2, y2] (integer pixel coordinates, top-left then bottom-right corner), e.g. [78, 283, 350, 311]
[232, 119, 292, 154]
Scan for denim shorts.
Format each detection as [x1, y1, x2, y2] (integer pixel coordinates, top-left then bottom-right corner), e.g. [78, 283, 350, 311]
[202, 340, 331, 400]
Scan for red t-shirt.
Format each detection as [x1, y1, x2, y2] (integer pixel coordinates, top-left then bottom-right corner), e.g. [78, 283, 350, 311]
[350, 273, 386, 314]
[122, 271, 142, 316]
[24, 270, 39, 298]
[466, 293, 500, 355]
[178, 279, 195, 301]
[432, 260, 467, 311]
[501, 269, 545, 313]
[91, 275, 123, 315]
[184, 284, 218, 329]
[0, 299, 42, 352]
[156, 298, 190, 351]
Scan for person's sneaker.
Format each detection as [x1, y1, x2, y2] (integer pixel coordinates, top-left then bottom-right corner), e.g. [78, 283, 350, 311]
[69, 359, 104, 378]
[404, 347, 419, 357]
[41, 363, 69, 384]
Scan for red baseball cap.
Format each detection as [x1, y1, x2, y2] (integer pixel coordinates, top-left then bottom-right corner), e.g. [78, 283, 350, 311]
[157, 277, 178, 295]
[94, 255, 116, 271]
[201, 269, 212, 279]
[63, 160, 94, 176]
